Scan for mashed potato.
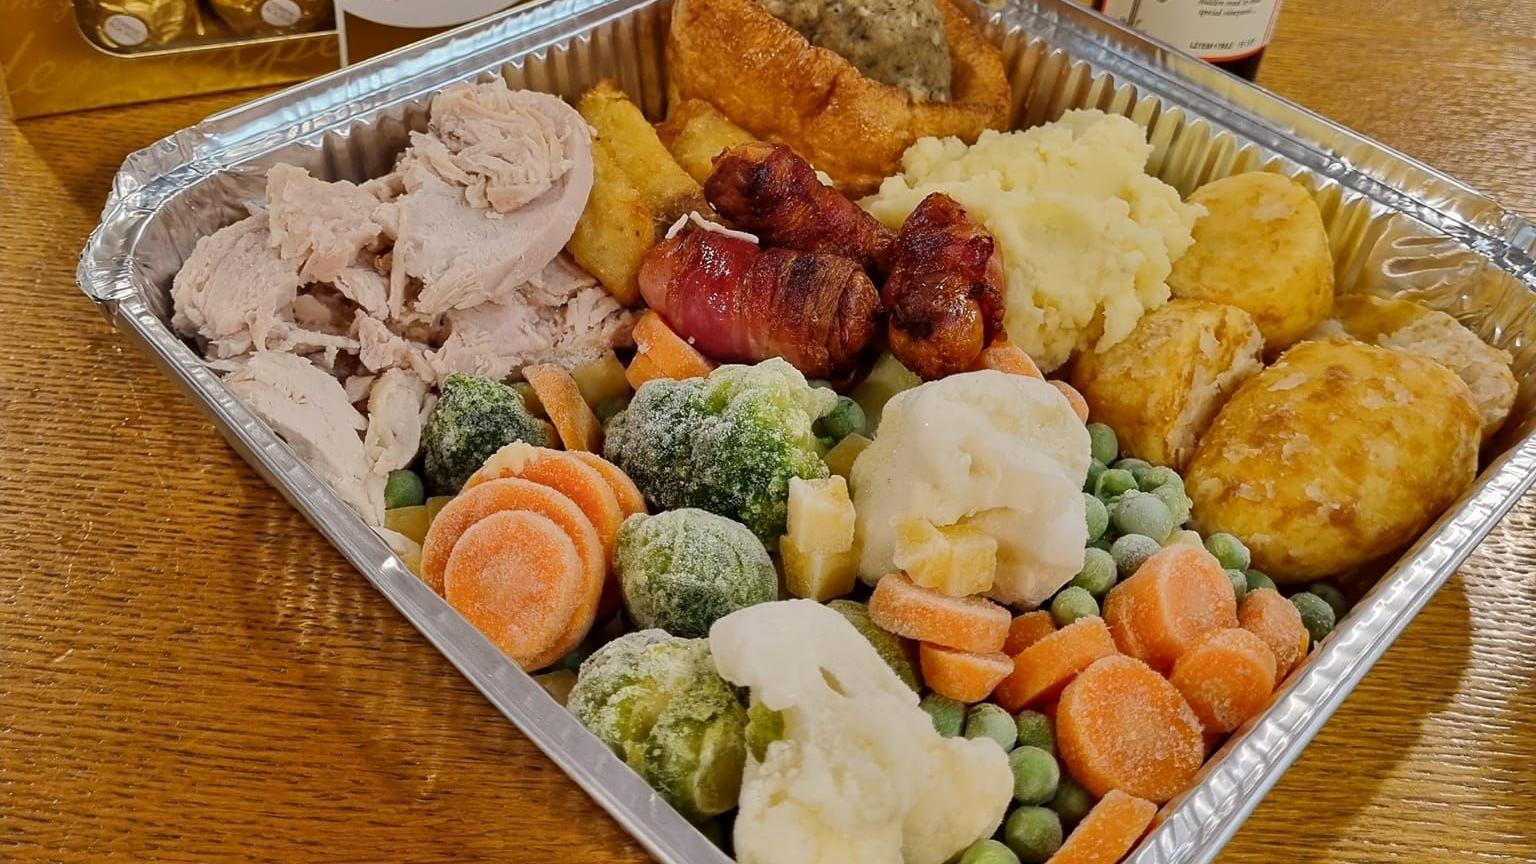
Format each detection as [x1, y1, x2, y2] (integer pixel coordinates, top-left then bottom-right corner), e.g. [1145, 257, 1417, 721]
[850, 371, 1090, 607]
[862, 110, 1205, 372]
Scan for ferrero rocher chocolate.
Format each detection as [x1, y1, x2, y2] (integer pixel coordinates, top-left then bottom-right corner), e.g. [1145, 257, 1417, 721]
[86, 0, 197, 50]
[207, 0, 332, 35]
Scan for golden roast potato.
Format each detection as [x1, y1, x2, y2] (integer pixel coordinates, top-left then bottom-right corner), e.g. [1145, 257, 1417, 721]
[656, 99, 758, 185]
[1314, 294, 1516, 441]
[1071, 299, 1263, 470]
[1169, 172, 1334, 353]
[1186, 339, 1481, 582]
[665, 0, 1010, 195]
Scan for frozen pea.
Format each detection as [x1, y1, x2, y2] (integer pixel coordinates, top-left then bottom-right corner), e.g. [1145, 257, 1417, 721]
[1003, 806, 1063, 864]
[1013, 710, 1055, 754]
[1138, 465, 1182, 492]
[1110, 534, 1162, 577]
[1089, 537, 1115, 553]
[1086, 423, 1119, 466]
[1227, 569, 1249, 601]
[921, 693, 966, 737]
[1112, 493, 1175, 542]
[1083, 494, 1110, 542]
[1113, 457, 1154, 486]
[1070, 547, 1117, 598]
[1047, 776, 1095, 826]
[1084, 459, 1108, 495]
[1050, 586, 1099, 628]
[965, 704, 1019, 752]
[1150, 482, 1192, 526]
[815, 396, 867, 442]
[1290, 592, 1337, 645]
[1165, 529, 1203, 548]
[1008, 745, 1060, 805]
[1094, 468, 1136, 501]
[383, 468, 426, 509]
[1308, 582, 1349, 620]
[1245, 568, 1277, 592]
[1204, 532, 1251, 571]
[960, 838, 1021, 864]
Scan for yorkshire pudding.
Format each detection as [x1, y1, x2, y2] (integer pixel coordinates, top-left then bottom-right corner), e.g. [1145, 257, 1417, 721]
[666, 0, 1012, 195]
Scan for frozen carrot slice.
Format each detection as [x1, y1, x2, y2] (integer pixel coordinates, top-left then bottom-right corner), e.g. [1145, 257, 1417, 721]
[1057, 655, 1205, 802]
[993, 616, 1118, 712]
[1005, 610, 1058, 656]
[465, 443, 624, 556]
[567, 450, 648, 517]
[1047, 789, 1157, 864]
[624, 352, 669, 390]
[632, 310, 716, 382]
[1169, 628, 1277, 733]
[1051, 380, 1090, 423]
[443, 511, 583, 670]
[918, 643, 1014, 703]
[868, 573, 1011, 653]
[973, 340, 1044, 379]
[1102, 545, 1237, 674]
[1238, 588, 1310, 678]
[523, 363, 603, 453]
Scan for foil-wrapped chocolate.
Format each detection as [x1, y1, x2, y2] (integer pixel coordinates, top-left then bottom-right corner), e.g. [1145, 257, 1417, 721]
[207, 0, 332, 35]
[86, 0, 198, 50]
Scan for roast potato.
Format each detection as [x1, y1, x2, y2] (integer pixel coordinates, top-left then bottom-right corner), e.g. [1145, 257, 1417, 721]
[567, 143, 651, 306]
[657, 99, 757, 185]
[1314, 294, 1516, 441]
[1186, 339, 1481, 582]
[1169, 172, 1334, 353]
[578, 81, 709, 229]
[1071, 299, 1264, 470]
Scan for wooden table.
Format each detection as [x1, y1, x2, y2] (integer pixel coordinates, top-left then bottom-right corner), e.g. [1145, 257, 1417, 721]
[4, 1, 1534, 861]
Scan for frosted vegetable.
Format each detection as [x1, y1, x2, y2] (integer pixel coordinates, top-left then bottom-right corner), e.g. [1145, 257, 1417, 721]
[567, 631, 748, 821]
[604, 358, 836, 541]
[615, 509, 777, 638]
[423, 373, 551, 494]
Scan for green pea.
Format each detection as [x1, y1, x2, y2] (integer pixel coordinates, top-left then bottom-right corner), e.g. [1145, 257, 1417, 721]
[1150, 482, 1192, 526]
[1003, 806, 1063, 864]
[960, 838, 1021, 864]
[815, 396, 867, 442]
[1290, 592, 1337, 644]
[1084, 458, 1108, 495]
[1094, 468, 1136, 501]
[1089, 537, 1115, 553]
[965, 704, 1019, 752]
[1013, 710, 1055, 755]
[1204, 532, 1251, 571]
[1308, 582, 1349, 620]
[1110, 534, 1162, 577]
[1083, 494, 1110, 542]
[1245, 568, 1277, 592]
[1008, 745, 1060, 804]
[384, 469, 426, 509]
[1138, 465, 1182, 492]
[921, 693, 966, 737]
[1086, 422, 1119, 466]
[1113, 457, 1154, 486]
[1112, 492, 1175, 542]
[1050, 586, 1099, 628]
[1227, 569, 1249, 601]
[1070, 547, 1117, 598]
[1047, 776, 1095, 826]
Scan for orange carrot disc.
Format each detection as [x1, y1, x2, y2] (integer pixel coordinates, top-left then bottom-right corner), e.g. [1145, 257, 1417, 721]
[1102, 544, 1237, 674]
[1057, 655, 1205, 803]
[918, 643, 1014, 703]
[1051, 380, 1090, 423]
[624, 351, 670, 390]
[1004, 610, 1058, 656]
[523, 363, 603, 453]
[568, 451, 648, 517]
[465, 443, 624, 556]
[1047, 789, 1158, 864]
[632, 310, 716, 381]
[973, 340, 1044, 379]
[1238, 588, 1310, 678]
[1169, 627, 1277, 733]
[443, 511, 584, 670]
[867, 573, 1011, 653]
[992, 615, 1118, 712]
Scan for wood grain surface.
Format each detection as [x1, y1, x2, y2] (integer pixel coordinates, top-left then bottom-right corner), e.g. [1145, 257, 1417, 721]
[3, 1, 1534, 861]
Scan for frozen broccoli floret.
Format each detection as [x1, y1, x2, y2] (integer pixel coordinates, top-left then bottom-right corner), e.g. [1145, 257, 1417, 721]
[422, 373, 551, 494]
[604, 359, 837, 541]
[615, 509, 778, 638]
[568, 631, 748, 821]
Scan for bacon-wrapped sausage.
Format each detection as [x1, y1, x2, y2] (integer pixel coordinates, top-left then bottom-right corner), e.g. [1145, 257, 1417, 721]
[882, 192, 1006, 380]
[704, 142, 896, 276]
[637, 226, 882, 378]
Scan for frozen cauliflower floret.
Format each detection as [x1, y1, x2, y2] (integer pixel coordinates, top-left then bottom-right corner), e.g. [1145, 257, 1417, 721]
[893, 517, 998, 597]
[709, 600, 1012, 864]
[852, 371, 1091, 607]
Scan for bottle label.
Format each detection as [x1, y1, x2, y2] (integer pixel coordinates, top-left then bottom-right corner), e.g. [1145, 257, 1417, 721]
[261, 0, 304, 26]
[1098, 0, 1282, 61]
